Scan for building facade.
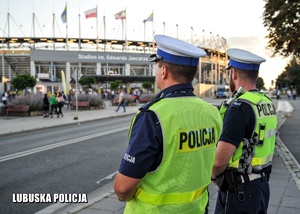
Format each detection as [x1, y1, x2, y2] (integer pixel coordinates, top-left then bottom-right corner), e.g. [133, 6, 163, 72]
[1, 40, 228, 97]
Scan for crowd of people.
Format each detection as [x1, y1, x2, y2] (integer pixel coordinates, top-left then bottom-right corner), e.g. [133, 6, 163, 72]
[40, 88, 141, 117]
[43, 91, 66, 118]
[286, 87, 298, 100]
[0, 87, 143, 117]
[276, 87, 298, 100]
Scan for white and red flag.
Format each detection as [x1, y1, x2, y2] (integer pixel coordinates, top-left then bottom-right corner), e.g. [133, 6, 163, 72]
[84, 7, 97, 19]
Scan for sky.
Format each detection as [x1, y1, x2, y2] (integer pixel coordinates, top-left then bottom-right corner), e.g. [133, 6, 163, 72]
[0, 0, 289, 88]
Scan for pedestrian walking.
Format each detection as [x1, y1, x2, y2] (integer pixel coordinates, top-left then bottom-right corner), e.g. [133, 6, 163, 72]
[49, 93, 58, 118]
[287, 88, 291, 99]
[276, 88, 281, 99]
[1, 92, 8, 116]
[292, 88, 297, 100]
[114, 89, 126, 113]
[133, 90, 139, 105]
[56, 92, 64, 118]
[43, 93, 50, 118]
[67, 90, 74, 110]
[111, 90, 115, 100]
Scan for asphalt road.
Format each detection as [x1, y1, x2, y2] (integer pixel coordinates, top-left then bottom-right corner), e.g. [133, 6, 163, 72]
[1, 97, 287, 214]
[0, 116, 131, 214]
[278, 99, 300, 164]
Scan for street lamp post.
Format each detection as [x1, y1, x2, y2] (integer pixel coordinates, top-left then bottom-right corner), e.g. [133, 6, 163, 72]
[2, 38, 4, 84]
[74, 68, 79, 120]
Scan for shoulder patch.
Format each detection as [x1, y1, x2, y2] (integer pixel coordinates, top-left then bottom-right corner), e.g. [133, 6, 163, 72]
[232, 100, 243, 109]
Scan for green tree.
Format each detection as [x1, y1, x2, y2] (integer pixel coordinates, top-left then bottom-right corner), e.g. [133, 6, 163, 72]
[263, 1, 300, 57]
[110, 80, 122, 91]
[142, 81, 152, 93]
[256, 77, 265, 90]
[276, 57, 300, 93]
[11, 74, 36, 91]
[78, 76, 96, 88]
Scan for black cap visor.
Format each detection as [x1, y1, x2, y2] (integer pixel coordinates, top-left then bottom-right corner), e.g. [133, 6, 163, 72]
[225, 63, 231, 70]
[149, 54, 163, 62]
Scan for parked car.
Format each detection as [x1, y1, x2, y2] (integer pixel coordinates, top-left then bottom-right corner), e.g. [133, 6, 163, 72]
[215, 85, 230, 99]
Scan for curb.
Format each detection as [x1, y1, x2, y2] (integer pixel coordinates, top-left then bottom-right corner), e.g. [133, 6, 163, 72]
[36, 181, 115, 214]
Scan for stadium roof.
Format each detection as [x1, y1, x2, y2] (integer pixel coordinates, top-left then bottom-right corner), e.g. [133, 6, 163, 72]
[85, 75, 155, 83]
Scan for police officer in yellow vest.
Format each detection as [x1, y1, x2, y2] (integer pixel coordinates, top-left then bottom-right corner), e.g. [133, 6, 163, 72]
[211, 48, 278, 214]
[114, 34, 222, 213]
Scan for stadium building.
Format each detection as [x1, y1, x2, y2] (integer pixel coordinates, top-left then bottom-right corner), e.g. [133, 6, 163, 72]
[1, 12, 229, 97]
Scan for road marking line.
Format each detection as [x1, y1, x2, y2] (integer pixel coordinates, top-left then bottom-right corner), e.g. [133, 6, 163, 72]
[0, 126, 128, 163]
[277, 100, 294, 112]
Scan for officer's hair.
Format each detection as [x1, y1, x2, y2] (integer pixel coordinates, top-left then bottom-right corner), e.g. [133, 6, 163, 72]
[234, 67, 259, 84]
[158, 60, 197, 83]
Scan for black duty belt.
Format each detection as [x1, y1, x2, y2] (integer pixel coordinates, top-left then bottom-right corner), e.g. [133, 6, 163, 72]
[239, 172, 265, 183]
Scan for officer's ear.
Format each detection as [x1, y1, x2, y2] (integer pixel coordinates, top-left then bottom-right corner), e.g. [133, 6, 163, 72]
[161, 64, 169, 79]
[231, 68, 238, 80]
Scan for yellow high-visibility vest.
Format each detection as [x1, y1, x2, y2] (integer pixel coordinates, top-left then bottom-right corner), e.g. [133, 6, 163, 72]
[124, 97, 222, 214]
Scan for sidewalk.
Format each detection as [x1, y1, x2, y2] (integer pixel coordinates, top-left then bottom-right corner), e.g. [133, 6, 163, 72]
[0, 101, 140, 136]
[2, 99, 300, 214]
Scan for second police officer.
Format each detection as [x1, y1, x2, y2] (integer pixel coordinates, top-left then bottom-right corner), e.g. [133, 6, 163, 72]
[212, 48, 278, 214]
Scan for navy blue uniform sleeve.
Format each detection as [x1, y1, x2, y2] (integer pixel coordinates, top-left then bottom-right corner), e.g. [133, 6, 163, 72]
[219, 101, 255, 148]
[118, 111, 163, 179]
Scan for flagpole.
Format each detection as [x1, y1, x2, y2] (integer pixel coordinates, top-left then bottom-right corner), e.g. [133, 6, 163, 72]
[143, 20, 146, 41]
[8, 13, 10, 50]
[103, 6, 106, 51]
[202, 29, 205, 47]
[152, 12, 154, 53]
[79, 13, 81, 50]
[32, 12, 36, 49]
[143, 20, 146, 53]
[2, 38, 4, 83]
[66, 2, 68, 50]
[125, 8, 127, 52]
[152, 10, 154, 39]
[52, 13, 55, 50]
[2, 16, 6, 82]
[32, 13, 35, 38]
[96, 4, 98, 51]
[103, 15, 106, 51]
[191, 26, 193, 44]
[122, 19, 124, 51]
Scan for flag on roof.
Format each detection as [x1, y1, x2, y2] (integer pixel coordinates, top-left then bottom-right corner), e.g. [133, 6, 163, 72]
[145, 12, 153, 22]
[84, 7, 97, 19]
[61, 6, 67, 23]
[114, 10, 126, 20]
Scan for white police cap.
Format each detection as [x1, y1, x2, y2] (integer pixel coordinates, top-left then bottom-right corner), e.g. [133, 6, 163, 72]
[150, 34, 206, 66]
[226, 48, 266, 71]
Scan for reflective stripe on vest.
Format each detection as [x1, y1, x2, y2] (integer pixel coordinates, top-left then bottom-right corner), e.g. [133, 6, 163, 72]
[251, 154, 274, 166]
[229, 153, 274, 169]
[136, 185, 208, 205]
